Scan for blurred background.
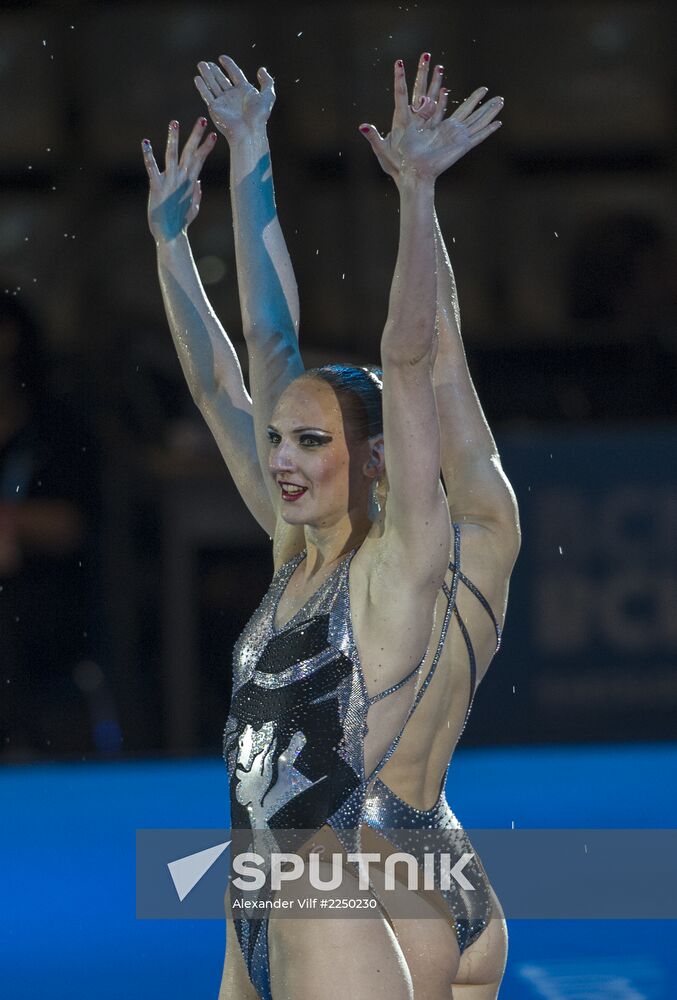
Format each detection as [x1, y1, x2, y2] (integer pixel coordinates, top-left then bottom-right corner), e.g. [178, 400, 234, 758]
[3, 3, 677, 999]
[1, 0, 676, 759]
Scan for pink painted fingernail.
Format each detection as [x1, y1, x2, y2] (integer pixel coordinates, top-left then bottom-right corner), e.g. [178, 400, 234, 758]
[422, 53, 430, 62]
[170, 120, 179, 130]
[199, 117, 207, 127]
[210, 132, 217, 141]
[437, 65, 444, 73]
[360, 126, 371, 133]
[397, 59, 403, 68]
[142, 139, 151, 147]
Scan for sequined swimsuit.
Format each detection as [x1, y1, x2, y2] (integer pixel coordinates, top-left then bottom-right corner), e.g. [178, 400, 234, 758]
[223, 523, 501, 1000]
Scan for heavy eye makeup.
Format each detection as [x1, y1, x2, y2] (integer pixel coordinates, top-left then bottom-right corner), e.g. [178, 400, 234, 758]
[266, 427, 333, 448]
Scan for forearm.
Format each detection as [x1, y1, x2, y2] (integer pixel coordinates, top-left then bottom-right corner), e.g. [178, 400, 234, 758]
[383, 174, 437, 363]
[156, 233, 279, 533]
[228, 129, 304, 499]
[156, 232, 247, 405]
[229, 129, 300, 348]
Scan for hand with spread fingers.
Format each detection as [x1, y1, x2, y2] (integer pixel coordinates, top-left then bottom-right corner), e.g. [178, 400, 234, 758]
[142, 117, 217, 243]
[194, 55, 275, 143]
[360, 52, 503, 182]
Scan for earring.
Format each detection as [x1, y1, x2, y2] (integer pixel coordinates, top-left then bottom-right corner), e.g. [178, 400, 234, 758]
[368, 478, 382, 522]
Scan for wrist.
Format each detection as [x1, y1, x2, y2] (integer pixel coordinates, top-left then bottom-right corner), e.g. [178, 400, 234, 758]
[398, 168, 436, 192]
[228, 126, 270, 153]
[154, 229, 190, 254]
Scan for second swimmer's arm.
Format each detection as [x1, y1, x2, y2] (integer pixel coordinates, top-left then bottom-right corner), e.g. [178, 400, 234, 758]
[433, 211, 520, 534]
[143, 119, 275, 534]
[196, 57, 305, 513]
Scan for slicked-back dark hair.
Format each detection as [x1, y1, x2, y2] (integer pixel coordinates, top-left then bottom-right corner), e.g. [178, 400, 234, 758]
[302, 363, 383, 441]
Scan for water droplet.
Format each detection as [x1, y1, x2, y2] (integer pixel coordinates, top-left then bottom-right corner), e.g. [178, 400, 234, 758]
[554, 232, 559, 238]
[297, 31, 303, 37]
[558, 545, 563, 555]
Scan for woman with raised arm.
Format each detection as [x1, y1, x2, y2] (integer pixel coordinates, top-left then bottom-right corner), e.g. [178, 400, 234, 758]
[144, 50, 519, 1000]
[354, 55, 520, 999]
[141, 62, 305, 561]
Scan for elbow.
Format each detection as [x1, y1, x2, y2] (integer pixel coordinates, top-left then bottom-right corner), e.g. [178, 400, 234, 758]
[381, 326, 436, 369]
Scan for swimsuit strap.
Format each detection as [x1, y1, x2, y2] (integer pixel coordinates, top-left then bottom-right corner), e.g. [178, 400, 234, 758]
[445, 563, 502, 651]
[367, 662, 422, 706]
[444, 530, 503, 723]
[366, 522, 461, 782]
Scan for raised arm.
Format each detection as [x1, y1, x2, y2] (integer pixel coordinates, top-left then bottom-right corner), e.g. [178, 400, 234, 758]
[360, 52, 519, 557]
[358, 59, 458, 592]
[195, 57, 306, 562]
[142, 119, 274, 534]
[432, 209, 520, 537]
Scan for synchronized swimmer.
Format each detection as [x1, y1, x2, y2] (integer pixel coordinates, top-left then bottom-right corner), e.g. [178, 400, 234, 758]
[144, 48, 519, 1000]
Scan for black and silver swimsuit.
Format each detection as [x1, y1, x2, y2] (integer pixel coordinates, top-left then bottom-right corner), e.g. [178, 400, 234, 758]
[223, 522, 501, 1000]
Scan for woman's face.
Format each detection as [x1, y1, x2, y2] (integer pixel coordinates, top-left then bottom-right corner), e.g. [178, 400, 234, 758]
[267, 377, 372, 528]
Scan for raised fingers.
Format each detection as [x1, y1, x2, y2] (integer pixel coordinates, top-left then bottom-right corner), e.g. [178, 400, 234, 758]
[465, 95, 504, 134]
[194, 75, 214, 107]
[428, 88, 450, 127]
[393, 59, 410, 127]
[179, 116, 208, 170]
[358, 122, 393, 175]
[141, 138, 161, 185]
[257, 66, 275, 95]
[451, 87, 489, 123]
[427, 62, 445, 105]
[164, 119, 179, 173]
[189, 130, 217, 180]
[218, 54, 248, 86]
[197, 60, 229, 100]
[411, 51, 430, 110]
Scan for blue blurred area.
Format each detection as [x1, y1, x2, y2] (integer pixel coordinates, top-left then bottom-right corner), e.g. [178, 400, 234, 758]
[2, 743, 676, 999]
